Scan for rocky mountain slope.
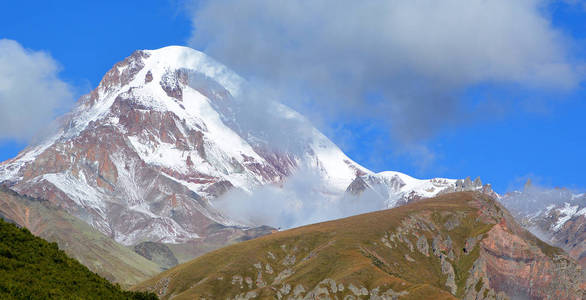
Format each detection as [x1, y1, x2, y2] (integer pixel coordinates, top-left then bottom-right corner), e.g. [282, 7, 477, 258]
[500, 182, 585, 267]
[133, 192, 585, 300]
[0, 46, 481, 255]
[0, 185, 161, 286]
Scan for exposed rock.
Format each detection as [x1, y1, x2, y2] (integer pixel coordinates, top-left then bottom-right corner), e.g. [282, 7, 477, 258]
[255, 270, 266, 288]
[440, 254, 457, 295]
[244, 276, 252, 289]
[293, 284, 305, 297]
[416, 234, 430, 256]
[159, 69, 186, 101]
[444, 215, 460, 231]
[474, 177, 482, 187]
[279, 283, 291, 295]
[447, 249, 455, 261]
[369, 287, 409, 300]
[479, 224, 585, 300]
[133, 241, 179, 270]
[272, 268, 293, 285]
[265, 263, 274, 274]
[282, 254, 296, 266]
[464, 235, 482, 254]
[319, 278, 338, 293]
[402, 235, 414, 252]
[231, 275, 243, 289]
[152, 277, 170, 297]
[144, 70, 153, 83]
[432, 234, 453, 258]
[455, 179, 464, 189]
[232, 291, 257, 300]
[464, 177, 474, 189]
[462, 256, 507, 300]
[345, 176, 370, 195]
[348, 283, 369, 296]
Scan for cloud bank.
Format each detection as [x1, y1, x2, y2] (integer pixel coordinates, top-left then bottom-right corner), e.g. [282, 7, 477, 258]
[215, 168, 386, 229]
[0, 39, 73, 141]
[187, 0, 582, 143]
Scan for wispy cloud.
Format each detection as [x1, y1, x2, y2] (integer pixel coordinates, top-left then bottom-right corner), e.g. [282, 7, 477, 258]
[0, 39, 74, 141]
[500, 176, 584, 218]
[215, 168, 386, 229]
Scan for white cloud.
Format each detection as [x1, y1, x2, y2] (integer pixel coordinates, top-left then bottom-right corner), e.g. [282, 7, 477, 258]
[215, 168, 386, 229]
[0, 39, 74, 141]
[187, 0, 582, 142]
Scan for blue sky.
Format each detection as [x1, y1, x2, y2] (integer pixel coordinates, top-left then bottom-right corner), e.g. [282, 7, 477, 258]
[0, 0, 585, 193]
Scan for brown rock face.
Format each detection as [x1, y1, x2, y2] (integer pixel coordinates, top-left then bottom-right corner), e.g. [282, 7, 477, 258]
[535, 212, 586, 268]
[500, 189, 586, 269]
[559, 215, 586, 267]
[480, 224, 583, 299]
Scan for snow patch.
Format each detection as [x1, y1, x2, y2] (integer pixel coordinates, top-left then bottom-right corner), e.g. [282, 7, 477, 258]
[42, 172, 107, 212]
[552, 202, 582, 231]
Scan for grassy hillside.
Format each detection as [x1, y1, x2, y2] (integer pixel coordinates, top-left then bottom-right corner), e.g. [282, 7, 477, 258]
[0, 186, 161, 287]
[134, 191, 584, 299]
[0, 218, 157, 299]
[134, 192, 502, 299]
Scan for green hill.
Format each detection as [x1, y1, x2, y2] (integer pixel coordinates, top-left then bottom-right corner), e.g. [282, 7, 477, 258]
[0, 218, 157, 299]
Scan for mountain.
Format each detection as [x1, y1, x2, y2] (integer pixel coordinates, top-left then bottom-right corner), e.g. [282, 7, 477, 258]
[346, 172, 495, 208]
[0, 217, 156, 299]
[500, 183, 585, 267]
[0, 46, 367, 246]
[0, 46, 482, 255]
[0, 185, 161, 286]
[133, 192, 585, 300]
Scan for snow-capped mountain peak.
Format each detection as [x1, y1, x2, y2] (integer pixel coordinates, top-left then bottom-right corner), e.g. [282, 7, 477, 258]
[0, 46, 368, 244]
[0, 46, 491, 246]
